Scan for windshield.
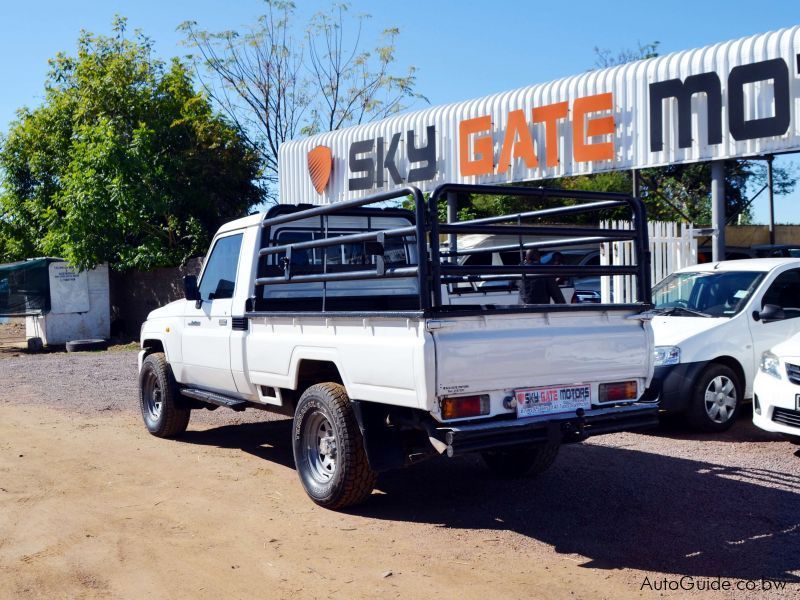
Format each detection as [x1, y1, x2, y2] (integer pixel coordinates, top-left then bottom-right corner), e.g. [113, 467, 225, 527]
[652, 271, 765, 318]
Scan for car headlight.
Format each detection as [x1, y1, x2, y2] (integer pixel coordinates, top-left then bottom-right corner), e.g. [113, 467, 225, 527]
[654, 346, 680, 366]
[760, 350, 781, 379]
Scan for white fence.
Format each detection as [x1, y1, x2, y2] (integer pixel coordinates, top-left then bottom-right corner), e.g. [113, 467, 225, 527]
[600, 221, 697, 303]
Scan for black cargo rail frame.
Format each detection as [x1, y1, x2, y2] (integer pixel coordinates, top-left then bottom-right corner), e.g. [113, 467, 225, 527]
[252, 183, 652, 313]
[256, 186, 432, 311]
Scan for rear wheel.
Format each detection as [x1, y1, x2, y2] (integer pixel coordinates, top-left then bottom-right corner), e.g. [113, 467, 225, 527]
[138, 352, 190, 438]
[292, 383, 377, 509]
[686, 364, 741, 432]
[482, 442, 560, 478]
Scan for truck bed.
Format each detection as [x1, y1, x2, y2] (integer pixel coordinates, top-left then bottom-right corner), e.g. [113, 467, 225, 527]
[240, 304, 652, 423]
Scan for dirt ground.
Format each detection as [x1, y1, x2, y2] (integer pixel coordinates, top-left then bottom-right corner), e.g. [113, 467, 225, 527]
[0, 320, 25, 348]
[1, 347, 799, 599]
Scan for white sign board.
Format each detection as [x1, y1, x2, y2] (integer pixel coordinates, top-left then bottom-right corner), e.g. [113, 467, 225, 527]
[49, 263, 90, 314]
[279, 26, 800, 205]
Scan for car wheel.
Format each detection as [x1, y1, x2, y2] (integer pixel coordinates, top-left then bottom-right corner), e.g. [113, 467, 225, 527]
[138, 352, 190, 438]
[481, 442, 560, 478]
[686, 363, 741, 432]
[292, 383, 377, 509]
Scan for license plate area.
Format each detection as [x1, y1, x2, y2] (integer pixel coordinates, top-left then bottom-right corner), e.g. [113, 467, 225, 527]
[515, 384, 591, 418]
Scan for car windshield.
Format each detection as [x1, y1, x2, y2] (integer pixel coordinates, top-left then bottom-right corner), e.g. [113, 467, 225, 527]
[652, 271, 765, 318]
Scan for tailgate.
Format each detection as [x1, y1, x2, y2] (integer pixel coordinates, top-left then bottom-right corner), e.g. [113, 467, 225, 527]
[431, 310, 652, 398]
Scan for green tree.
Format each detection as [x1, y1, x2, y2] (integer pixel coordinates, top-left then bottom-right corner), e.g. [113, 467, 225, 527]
[555, 160, 781, 225]
[181, 1, 426, 191]
[0, 17, 263, 270]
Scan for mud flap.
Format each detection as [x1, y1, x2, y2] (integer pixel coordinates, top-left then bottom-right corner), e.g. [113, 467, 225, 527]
[351, 400, 407, 472]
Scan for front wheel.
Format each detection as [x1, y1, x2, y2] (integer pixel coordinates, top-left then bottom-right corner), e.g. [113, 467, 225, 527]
[482, 442, 560, 478]
[292, 383, 377, 510]
[138, 352, 190, 438]
[686, 364, 741, 432]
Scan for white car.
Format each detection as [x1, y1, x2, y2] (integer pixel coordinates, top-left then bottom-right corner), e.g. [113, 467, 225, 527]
[643, 258, 800, 432]
[753, 333, 800, 443]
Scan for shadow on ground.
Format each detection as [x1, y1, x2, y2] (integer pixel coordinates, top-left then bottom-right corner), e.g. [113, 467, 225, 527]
[639, 405, 786, 443]
[181, 420, 295, 470]
[178, 417, 800, 582]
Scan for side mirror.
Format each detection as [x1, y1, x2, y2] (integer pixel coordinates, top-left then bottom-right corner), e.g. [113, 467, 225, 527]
[754, 303, 785, 323]
[183, 275, 201, 302]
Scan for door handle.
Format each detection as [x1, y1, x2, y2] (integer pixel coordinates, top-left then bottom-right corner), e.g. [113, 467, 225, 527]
[187, 320, 201, 327]
[218, 318, 228, 326]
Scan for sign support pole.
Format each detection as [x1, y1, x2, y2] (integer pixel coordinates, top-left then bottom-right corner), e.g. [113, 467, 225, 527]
[711, 161, 726, 262]
[767, 155, 775, 245]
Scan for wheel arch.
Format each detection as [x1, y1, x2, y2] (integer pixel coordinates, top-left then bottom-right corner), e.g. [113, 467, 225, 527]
[293, 358, 346, 393]
[142, 337, 166, 358]
[709, 355, 746, 397]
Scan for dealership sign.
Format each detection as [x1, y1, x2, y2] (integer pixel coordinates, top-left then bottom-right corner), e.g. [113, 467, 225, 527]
[278, 26, 800, 204]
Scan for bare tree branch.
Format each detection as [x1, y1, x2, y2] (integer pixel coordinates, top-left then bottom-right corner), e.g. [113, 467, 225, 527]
[180, 1, 426, 191]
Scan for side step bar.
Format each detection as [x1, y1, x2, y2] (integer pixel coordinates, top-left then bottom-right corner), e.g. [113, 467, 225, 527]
[180, 388, 249, 411]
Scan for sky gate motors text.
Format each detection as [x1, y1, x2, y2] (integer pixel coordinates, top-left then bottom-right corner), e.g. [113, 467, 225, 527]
[521, 386, 591, 405]
[345, 54, 800, 192]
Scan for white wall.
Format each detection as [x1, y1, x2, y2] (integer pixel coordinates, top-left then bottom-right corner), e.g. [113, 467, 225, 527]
[26, 263, 110, 345]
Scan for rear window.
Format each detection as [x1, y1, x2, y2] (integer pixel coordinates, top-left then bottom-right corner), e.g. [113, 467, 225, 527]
[273, 229, 411, 268]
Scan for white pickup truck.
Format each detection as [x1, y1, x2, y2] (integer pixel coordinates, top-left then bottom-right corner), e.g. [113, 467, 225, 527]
[138, 184, 658, 509]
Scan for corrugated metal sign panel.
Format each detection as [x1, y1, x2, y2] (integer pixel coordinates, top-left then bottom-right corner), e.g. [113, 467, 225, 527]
[279, 26, 800, 205]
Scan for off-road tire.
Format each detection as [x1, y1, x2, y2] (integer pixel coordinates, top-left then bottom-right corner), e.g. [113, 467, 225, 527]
[138, 352, 190, 438]
[482, 442, 560, 478]
[66, 338, 108, 352]
[292, 383, 377, 509]
[686, 363, 741, 433]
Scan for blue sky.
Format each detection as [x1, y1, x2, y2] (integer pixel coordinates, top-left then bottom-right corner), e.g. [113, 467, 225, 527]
[0, 0, 798, 223]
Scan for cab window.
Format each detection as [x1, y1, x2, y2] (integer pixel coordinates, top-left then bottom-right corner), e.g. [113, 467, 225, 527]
[762, 269, 800, 319]
[198, 234, 243, 301]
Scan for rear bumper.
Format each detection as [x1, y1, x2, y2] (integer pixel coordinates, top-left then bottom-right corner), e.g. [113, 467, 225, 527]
[439, 402, 659, 456]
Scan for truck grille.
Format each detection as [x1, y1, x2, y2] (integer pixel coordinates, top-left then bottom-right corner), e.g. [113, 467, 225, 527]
[772, 407, 800, 428]
[785, 362, 800, 385]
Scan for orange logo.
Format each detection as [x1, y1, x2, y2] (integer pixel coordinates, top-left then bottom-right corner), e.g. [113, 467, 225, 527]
[307, 145, 333, 193]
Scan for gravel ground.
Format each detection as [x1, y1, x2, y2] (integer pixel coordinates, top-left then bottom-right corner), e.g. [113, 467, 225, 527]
[0, 345, 270, 425]
[2, 346, 800, 596]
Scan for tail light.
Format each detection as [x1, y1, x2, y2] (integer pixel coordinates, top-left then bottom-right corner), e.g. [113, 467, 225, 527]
[441, 395, 490, 420]
[598, 381, 638, 403]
